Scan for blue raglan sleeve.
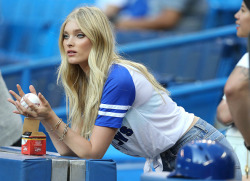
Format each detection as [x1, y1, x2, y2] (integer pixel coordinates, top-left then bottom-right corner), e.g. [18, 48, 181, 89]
[95, 64, 135, 128]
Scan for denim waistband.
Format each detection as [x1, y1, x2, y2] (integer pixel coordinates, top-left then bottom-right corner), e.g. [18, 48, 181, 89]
[162, 118, 224, 159]
[160, 118, 225, 171]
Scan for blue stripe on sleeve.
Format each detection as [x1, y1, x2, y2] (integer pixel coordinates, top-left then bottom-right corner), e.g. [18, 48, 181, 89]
[95, 64, 135, 128]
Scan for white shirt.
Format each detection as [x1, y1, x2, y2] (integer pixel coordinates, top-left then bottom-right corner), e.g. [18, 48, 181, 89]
[95, 64, 194, 172]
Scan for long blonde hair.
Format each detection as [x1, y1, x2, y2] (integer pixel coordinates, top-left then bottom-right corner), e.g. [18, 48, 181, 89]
[57, 6, 167, 139]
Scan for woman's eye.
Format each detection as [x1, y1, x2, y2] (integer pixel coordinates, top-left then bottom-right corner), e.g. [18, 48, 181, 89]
[63, 34, 69, 39]
[77, 34, 85, 38]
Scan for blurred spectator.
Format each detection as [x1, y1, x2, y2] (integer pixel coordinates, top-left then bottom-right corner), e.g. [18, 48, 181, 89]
[225, 0, 250, 150]
[0, 73, 22, 146]
[217, 0, 250, 179]
[97, 0, 208, 32]
[95, 0, 148, 23]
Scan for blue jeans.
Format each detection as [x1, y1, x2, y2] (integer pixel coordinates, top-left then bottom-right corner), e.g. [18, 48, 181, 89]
[160, 118, 242, 180]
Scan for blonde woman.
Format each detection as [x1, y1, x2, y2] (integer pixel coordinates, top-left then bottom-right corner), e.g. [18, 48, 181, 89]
[8, 6, 241, 179]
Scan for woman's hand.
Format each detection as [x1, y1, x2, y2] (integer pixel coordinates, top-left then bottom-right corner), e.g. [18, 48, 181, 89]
[8, 84, 54, 121]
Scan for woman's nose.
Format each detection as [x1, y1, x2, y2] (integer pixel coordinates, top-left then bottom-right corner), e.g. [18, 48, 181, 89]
[234, 10, 240, 19]
[66, 37, 74, 47]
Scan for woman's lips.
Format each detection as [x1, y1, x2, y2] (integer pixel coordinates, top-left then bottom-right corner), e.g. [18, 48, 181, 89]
[67, 50, 77, 56]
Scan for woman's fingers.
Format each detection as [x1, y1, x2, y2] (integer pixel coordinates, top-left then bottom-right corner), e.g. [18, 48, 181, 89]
[15, 100, 34, 117]
[23, 97, 39, 112]
[29, 85, 37, 95]
[9, 84, 26, 102]
[8, 86, 50, 119]
[7, 97, 17, 106]
[14, 100, 26, 115]
[9, 90, 22, 101]
[9, 84, 37, 102]
[17, 84, 25, 97]
[38, 92, 48, 105]
[8, 85, 44, 118]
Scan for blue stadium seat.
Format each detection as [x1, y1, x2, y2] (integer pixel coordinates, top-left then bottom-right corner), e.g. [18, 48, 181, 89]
[0, 0, 96, 64]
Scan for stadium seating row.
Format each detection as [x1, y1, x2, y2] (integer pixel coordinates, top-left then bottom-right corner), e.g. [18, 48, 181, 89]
[1, 25, 244, 105]
[0, 0, 242, 63]
[0, 0, 95, 61]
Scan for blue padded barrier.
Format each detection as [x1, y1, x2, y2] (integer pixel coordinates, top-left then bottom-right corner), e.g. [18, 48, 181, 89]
[0, 146, 117, 181]
[0, 152, 52, 181]
[86, 159, 117, 181]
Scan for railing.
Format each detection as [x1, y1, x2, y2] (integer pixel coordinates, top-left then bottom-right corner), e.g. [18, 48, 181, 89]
[1, 24, 241, 93]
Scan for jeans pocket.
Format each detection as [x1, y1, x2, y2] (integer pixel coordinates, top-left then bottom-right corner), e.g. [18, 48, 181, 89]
[172, 125, 206, 153]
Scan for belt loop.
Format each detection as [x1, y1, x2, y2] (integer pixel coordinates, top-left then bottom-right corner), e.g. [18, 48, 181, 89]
[194, 118, 208, 133]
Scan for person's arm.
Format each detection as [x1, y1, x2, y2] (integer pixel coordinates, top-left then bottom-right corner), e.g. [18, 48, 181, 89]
[97, 0, 128, 22]
[40, 110, 117, 158]
[8, 84, 117, 158]
[116, 9, 181, 30]
[216, 99, 233, 125]
[225, 66, 250, 145]
[105, 5, 122, 21]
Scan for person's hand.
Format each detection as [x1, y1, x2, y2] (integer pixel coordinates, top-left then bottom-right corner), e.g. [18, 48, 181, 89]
[8, 84, 53, 121]
[115, 17, 137, 30]
[116, 19, 133, 30]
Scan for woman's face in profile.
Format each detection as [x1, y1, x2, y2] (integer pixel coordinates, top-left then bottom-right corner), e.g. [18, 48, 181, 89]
[235, 1, 250, 37]
[63, 20, 92, 72]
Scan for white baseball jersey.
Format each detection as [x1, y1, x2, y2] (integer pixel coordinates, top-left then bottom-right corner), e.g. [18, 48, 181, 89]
[95, 63, 194, 171]
[236, 53, 249, 68]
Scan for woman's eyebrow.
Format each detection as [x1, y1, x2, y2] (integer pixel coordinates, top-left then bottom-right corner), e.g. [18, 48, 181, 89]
[63, 29, 82, 34]
[74, 29, 82, 32]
